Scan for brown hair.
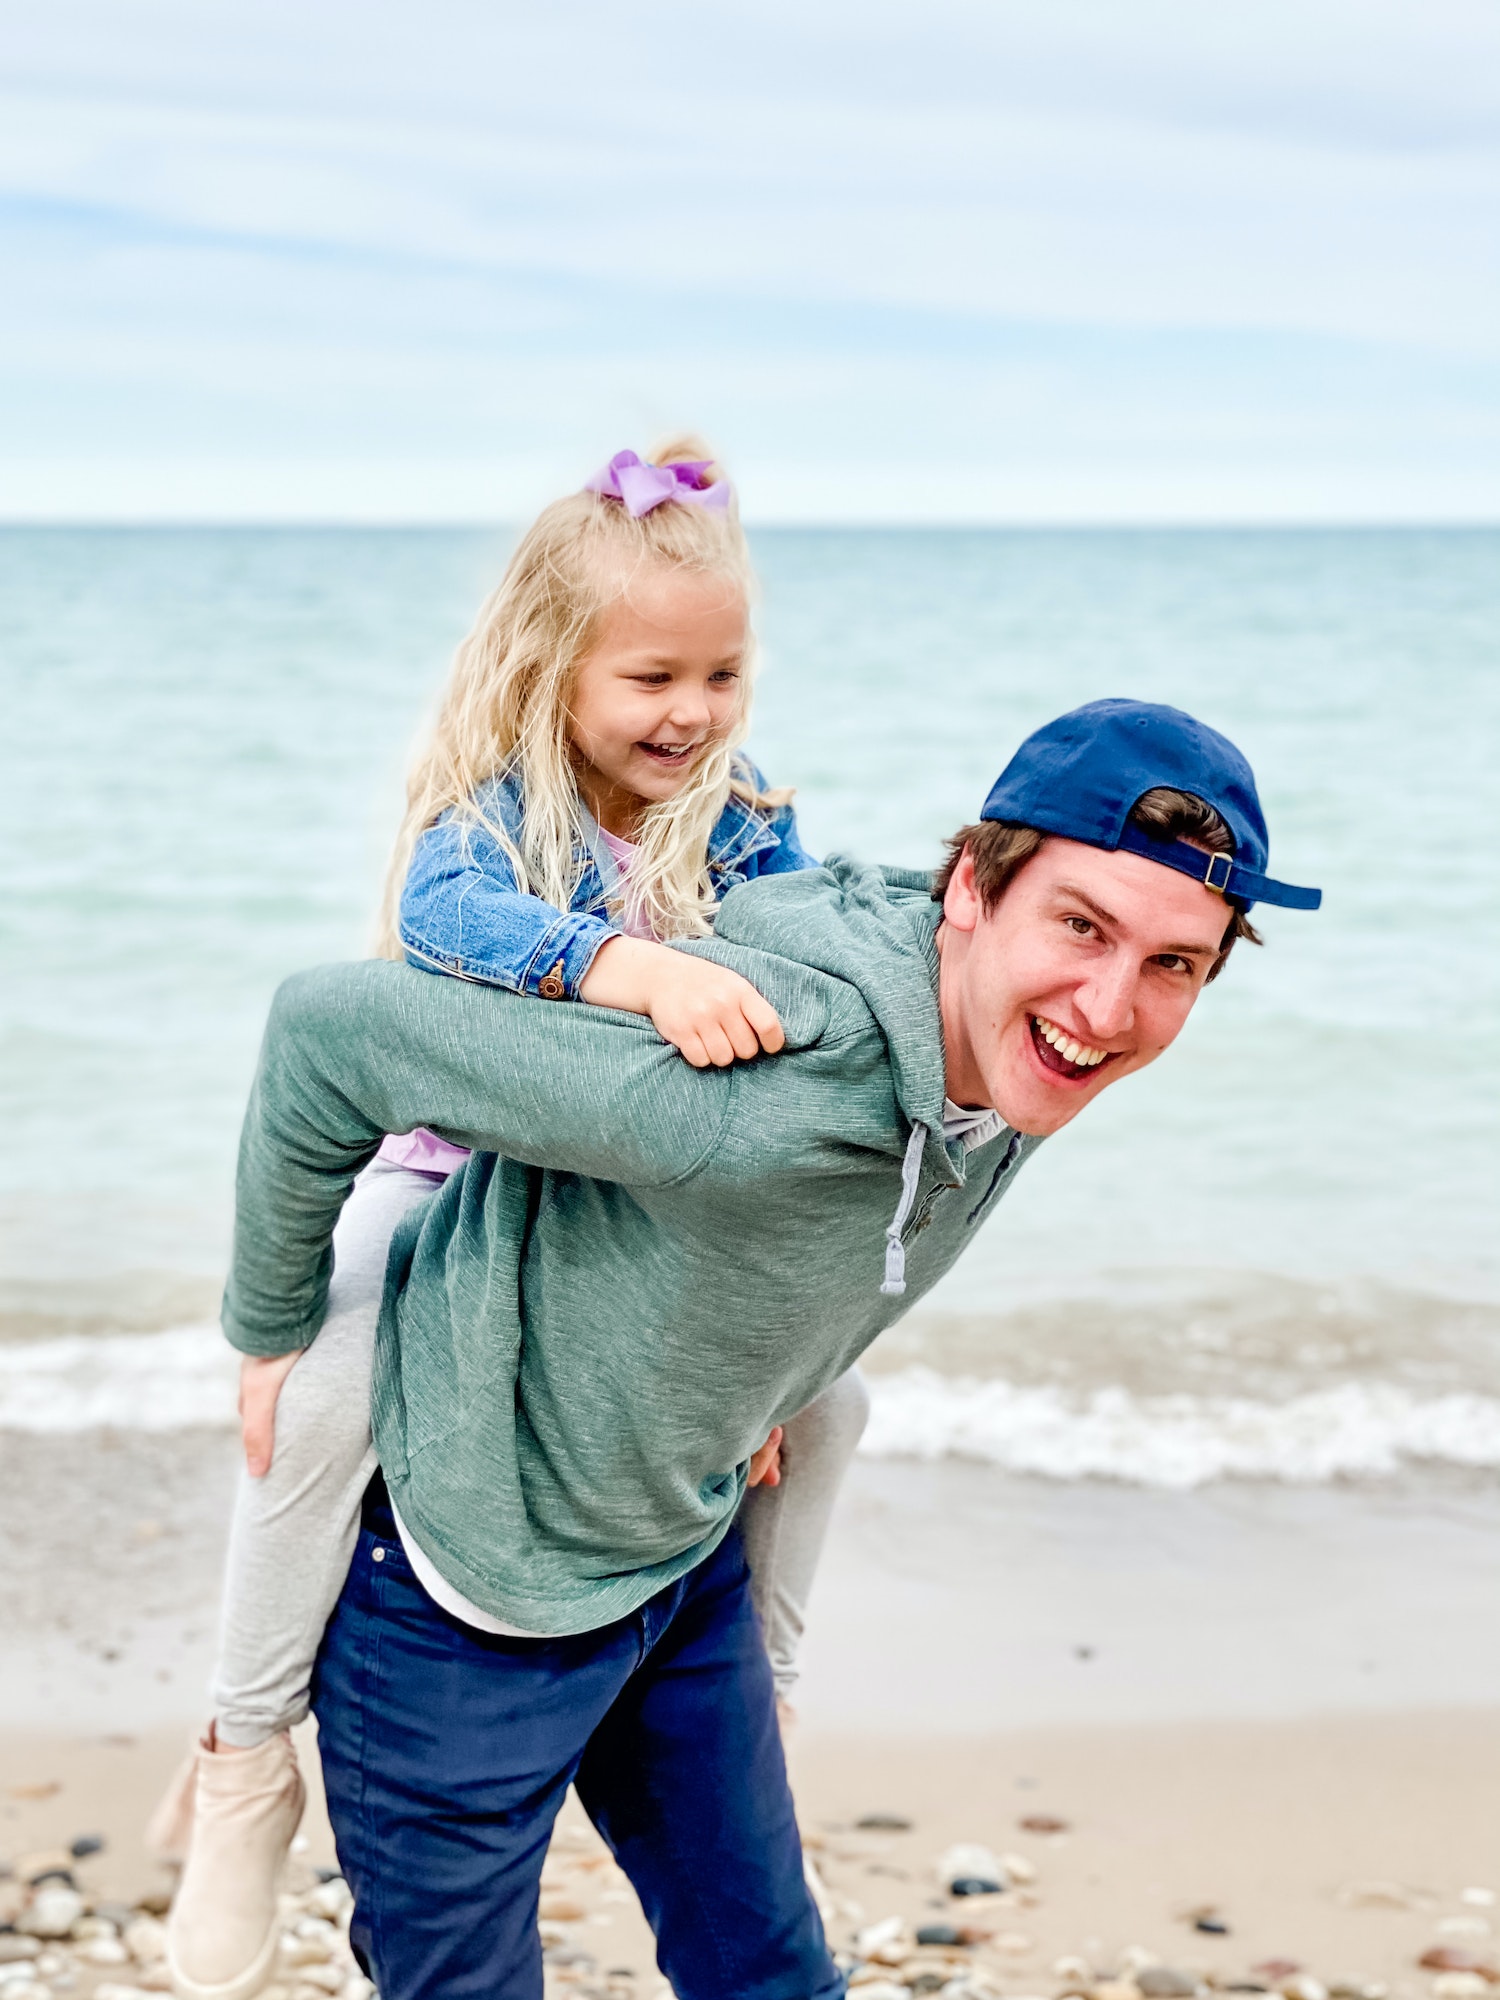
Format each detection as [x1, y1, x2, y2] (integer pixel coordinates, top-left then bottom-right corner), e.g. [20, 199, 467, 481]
[931, 786, 1262, 982]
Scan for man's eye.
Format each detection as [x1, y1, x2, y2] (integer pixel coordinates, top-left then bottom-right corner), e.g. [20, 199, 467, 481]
[1154, 954, 1190, 974]
[1066, 916, 1094, 936]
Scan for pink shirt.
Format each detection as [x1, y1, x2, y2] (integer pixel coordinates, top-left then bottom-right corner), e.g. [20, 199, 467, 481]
[377, 827, 646, 1178]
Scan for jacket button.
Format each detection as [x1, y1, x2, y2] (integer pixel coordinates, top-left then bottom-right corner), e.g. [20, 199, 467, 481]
[537, 960, 567, 1000]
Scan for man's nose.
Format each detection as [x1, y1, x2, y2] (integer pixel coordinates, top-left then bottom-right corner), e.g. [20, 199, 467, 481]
[1075, 957, 1137, 1042]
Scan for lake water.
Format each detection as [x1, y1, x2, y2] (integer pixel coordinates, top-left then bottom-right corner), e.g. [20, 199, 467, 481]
[2, 526, 1497, 1483]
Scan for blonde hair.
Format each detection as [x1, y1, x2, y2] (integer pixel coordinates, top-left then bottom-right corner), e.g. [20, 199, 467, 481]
[377, 436, 762, 955]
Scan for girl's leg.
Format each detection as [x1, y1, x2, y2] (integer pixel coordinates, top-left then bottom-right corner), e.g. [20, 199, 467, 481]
[738, 1367, 870, 1705]
[211, 1158, 439, 1743]
[165, 1159, 441, 2000]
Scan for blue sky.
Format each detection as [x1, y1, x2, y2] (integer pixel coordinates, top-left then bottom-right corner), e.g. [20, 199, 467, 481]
[3, 1, 1498, 521]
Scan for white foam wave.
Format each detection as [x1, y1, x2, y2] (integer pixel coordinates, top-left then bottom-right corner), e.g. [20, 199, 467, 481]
[0, 1325, 238, 1432]
[9, 1332, 1500, 1486]
[860, 1366, 1500, 1487]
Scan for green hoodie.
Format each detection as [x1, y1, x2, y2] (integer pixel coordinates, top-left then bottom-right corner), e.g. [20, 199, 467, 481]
[224, 858, 1042, 1633]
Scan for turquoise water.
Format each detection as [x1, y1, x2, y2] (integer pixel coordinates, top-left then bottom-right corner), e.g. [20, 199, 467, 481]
[1, 528, 1497, 1420]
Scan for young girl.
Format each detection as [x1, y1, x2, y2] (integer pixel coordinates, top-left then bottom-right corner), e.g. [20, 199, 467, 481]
[159, 442, 870, 2000]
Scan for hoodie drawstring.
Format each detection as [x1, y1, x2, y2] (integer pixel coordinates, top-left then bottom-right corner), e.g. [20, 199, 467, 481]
[880, 1121, 929, 1296]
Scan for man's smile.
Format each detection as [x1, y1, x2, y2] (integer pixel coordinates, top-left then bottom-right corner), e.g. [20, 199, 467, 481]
[1028, 1013, 1120, 1083]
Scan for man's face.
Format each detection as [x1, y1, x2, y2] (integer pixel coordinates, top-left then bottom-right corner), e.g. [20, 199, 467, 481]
[937, 836, 1231, 1136]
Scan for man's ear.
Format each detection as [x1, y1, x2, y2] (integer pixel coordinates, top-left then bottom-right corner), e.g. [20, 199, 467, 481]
[942, 846, 982, 934]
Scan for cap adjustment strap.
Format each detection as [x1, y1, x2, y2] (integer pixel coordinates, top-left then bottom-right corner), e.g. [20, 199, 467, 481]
[1113, 823, 1322, 912]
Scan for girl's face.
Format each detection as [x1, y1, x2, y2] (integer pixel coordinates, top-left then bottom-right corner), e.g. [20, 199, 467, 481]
[567, 565, 749, 834]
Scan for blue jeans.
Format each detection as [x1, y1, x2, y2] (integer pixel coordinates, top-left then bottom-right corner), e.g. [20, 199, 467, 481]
[310, 1481, 842, 2000]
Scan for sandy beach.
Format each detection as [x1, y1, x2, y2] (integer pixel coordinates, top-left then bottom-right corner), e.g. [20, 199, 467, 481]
[3, 1432, 1497, 1998]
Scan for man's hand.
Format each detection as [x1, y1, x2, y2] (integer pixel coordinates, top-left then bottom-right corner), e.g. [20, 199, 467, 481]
[238, 1351, 304, 1477]
[579, 936, 785, 1069]
[747, 1426, 783, 1488]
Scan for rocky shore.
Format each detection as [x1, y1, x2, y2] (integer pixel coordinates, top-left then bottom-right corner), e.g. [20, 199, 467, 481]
[2, 1709, 1496, 2000]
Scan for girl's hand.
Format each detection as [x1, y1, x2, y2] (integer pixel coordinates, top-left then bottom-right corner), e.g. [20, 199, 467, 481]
[747, 1427, 784, 1488]
[238, 1350, 304, 1476]
[579, 936, 785, 1068]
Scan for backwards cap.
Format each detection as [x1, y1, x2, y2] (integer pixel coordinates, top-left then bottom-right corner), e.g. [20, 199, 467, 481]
[980, 698, 1321, 912]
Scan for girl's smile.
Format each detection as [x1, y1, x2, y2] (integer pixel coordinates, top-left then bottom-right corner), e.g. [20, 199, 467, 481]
[567, 568, 749, 836]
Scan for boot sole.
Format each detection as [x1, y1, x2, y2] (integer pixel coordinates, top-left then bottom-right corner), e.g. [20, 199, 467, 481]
[167, 1923, 280, 2000]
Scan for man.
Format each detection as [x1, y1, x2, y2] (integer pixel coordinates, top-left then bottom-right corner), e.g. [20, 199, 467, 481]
[221, 699, 1319, 2000]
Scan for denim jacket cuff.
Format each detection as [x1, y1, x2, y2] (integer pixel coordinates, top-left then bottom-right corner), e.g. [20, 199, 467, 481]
[522, 912, 618, 1000]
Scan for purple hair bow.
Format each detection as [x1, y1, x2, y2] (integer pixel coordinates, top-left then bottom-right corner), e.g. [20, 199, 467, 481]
[584, 449, 731, 518]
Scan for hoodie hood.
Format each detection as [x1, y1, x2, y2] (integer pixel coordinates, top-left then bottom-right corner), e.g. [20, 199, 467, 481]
[708, 855, 961, 1187]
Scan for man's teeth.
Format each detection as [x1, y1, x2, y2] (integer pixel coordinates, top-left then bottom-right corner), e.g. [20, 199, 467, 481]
[1033, 1016, 1109, 1067]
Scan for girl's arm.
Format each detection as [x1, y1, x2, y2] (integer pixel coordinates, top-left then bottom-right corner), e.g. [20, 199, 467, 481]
[399, 810, 616, 1001]
[579, 936, 783, 1069]
[402, 808, 784, 1068]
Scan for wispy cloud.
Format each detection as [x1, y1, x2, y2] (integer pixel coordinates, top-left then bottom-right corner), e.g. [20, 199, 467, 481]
[3, 1, 1498, 519]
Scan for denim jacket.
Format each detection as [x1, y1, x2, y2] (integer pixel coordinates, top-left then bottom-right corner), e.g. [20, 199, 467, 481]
[399, 758, 818, 999]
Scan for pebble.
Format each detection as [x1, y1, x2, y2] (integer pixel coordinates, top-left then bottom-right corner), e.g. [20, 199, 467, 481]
[15, 1858, 72, 1890]
[1281, 1977, 1329, 2000]
[856, 1815, 913, 1833]
[75, 1939, 130, 1967]
[1120, 1946, 1163, 1975]
[0, 1947, 40, 1968]
[1420, 1951, 1498, 1975]
[1018, 1814, 1070, 1835]
[304, 1882, 354, 1923]
[1340, 1883, 1415, 1911]
[71, 1918, 118, 1941]
[936, 1847, 1007, 1896]
[1463, 1893, 1498, 1910]
[1440, 1922, 1494, 1940]
[1137, 1968, 1201, 1997]
[122, 1919, 167, 1967]
[539, 1893, 587, 1923]
[855, 1916, 908, 1965]
[1431, 1978, 1490, 2000]
[17, 1889, 85, 1940]
[998, 1852, 1037, 1886]
[291, 1965, 346, 1994]
[1195, 1919, 1231, 1936]
[66, 1838, 104, 1861]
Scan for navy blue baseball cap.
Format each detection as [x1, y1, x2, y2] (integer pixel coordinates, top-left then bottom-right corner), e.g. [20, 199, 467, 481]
[980, 698, 1321, 912]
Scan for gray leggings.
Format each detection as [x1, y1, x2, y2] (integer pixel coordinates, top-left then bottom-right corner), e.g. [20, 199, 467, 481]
[212, 1160, 869, 1745]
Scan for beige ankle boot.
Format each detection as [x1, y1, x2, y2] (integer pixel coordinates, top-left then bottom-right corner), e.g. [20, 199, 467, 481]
[167, 1727, 306, 2000]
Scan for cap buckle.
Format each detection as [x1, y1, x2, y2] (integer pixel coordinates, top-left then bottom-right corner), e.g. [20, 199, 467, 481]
[1202, 852, 1233, 896]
